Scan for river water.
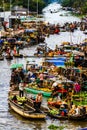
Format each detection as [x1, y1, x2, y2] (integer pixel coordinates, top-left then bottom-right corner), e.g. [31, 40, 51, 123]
[0, 3, 87, 130]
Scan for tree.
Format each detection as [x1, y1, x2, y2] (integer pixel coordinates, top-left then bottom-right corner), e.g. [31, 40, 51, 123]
[61, 0, 87, 14]
[0, 0, 46, 13]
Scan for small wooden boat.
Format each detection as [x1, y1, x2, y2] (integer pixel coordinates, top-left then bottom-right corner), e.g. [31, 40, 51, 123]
[68, 114, 86, 121]
[8, 98, 46, 119]
[0, 55, 4, 60]
[5, 55, 13, 60]
[13, 54, 23, 58]
[79, 128, 87, 130]
[48, 105, 68, 120]
[48, 112, 68, 120]
[83, 31, 87, 35]
[25, 87, 52, 97]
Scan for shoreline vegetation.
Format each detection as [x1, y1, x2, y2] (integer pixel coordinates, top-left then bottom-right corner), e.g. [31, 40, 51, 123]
[0, 0, 86, 19]
[70, 12, 85, 19]
[0, 0, 46, 14]
[61, 0, 87, 15]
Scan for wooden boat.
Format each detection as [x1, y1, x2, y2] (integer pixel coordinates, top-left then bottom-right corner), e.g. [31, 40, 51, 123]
[68, 114, 86, 121]
[25, 87, 52, 97]
[47, 103, 68, 120]
[0, 55, 4, 60]
[8, 98, 46, 119]
[13, 54, 23, 58]
[48, 112, 68, 120]
[5, 55, 13, 60]
[79, 128, 87, 130]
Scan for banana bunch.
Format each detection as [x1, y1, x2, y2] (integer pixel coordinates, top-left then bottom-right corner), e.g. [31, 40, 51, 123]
[17, 96, 27, 102]
[40, 88, 52, 92]
[9, 95, 14, 99]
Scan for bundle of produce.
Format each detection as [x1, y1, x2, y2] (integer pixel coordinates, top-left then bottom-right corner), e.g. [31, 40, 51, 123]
[49, 109, 59, 115]
[17, 96, 27, 102]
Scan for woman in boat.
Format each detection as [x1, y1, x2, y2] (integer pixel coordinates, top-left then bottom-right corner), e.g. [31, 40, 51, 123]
[12, 95, 17, 103]
[51, 83, 58, 97]
[74, 81, 81, 93]
[74, 105, 80, 116]
[59, 104, 68, 116]
[69, 105, 80, 116]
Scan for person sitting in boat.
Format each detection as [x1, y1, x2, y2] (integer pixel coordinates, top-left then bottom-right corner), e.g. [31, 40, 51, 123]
[51, 82, 58, 97]
[59, 104, 68, 116]
[80, 106, 86, 115]
[73, 105, 80, 116]
[34, 93, 43, 112]
[68, 105, 80, 116]
[68, 105, 76, 115]
[19, 80, 24, 97]
[12, 95, 17, 103]
[74, 82, 81, 93]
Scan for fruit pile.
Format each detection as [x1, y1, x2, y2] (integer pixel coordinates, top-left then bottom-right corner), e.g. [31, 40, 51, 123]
[9, 95, 27, 102]
[49, 109, 58, 115]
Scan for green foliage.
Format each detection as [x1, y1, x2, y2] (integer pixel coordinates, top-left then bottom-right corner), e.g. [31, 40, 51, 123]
[1, 0, 46, 13]
[49, 109, 58, 115]
[61, 0, 87, 14]
[48, 124, 66, 130]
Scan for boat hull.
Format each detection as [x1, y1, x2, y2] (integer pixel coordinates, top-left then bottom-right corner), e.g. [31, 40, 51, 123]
[13, 54, 23, 58]
[25, 88, 51, 97]
[48, 113, 68, 120]
[8, 99, 46, 119]
[68, 115, 86, 121]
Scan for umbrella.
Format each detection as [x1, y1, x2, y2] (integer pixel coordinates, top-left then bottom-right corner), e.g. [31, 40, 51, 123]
[10, 63, 23, 69]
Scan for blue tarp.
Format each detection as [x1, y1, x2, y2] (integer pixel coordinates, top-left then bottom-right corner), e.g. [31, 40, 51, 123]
[46, 59, 65, 66]
[50, 57, 66, 61]
[24, 29, 36, 33]
[0, 39, 4, 44]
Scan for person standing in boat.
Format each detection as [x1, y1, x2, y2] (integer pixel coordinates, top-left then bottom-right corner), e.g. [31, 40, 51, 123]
[38, 72, 44, 87]
[6, 46, 11, 56]
[34, 93, 43, 111]
[13, 46, 17, 55]
[19, 80, 24, 97]
[16, 45, 19, 55]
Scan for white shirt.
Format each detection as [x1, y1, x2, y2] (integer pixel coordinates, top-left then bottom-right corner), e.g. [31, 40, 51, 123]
[19, 83, 24, 91]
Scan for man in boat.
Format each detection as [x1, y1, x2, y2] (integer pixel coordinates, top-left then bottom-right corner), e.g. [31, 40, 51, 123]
[38, 72, 44, 87]
[13, 46, 17, 55]
[19, 80, 24, 97]
[16, 45, 19, 55]
[6, 46, 11, 56]
[34, 93, 43, 112]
